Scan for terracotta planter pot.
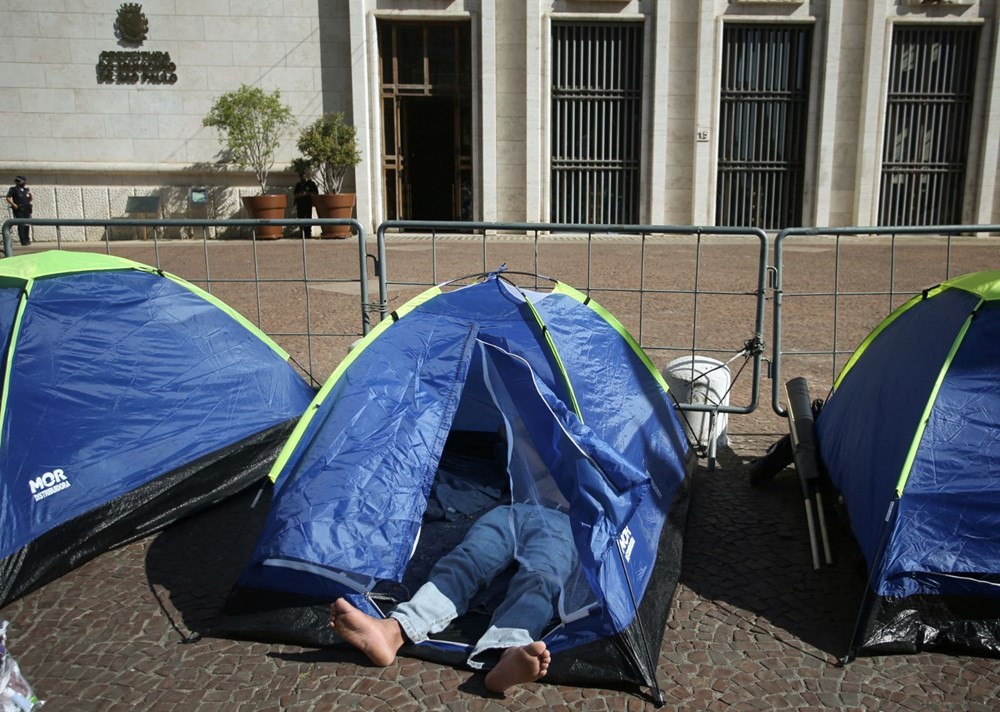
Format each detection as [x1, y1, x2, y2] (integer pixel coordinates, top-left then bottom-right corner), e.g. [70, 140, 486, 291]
[314, 193, 356, 238]
[242, 194, 288, 239]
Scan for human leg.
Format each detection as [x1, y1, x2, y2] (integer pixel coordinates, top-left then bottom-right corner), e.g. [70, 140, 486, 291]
[390, 505, 516, 644]
[469, 506, 577, 665]
[296, 206, 312, 237]
[328, 595, 552, 688]
[17, 224, 29, 246]
[331, 504, 572, 691]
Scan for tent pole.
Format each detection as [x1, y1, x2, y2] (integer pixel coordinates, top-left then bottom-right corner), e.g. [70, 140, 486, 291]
[802, 501, 821, 570]
[616, 541, 665, 706]
[815, 489, 834, 565]
[840, 497, 898, 665]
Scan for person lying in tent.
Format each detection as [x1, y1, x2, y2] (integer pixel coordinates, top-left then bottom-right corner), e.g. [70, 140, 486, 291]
[329, 423, 578, 694]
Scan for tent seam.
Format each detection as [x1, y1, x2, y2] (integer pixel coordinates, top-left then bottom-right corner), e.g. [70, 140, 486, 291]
[552, 282, 672, 395]
[834, 285, 947, 391]
[894, 298, 983, 497]
[0, 279, 32, 453]
[521, 293, 583, 420]
[267, 285, 444, 484]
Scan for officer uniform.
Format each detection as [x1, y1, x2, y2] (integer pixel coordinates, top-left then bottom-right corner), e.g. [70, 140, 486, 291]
[6, 176, 32, 246]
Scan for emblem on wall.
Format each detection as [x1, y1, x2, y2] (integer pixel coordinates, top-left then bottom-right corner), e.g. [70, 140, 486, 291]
[114, 3, 149, 45]
[97, 3, 177, 85]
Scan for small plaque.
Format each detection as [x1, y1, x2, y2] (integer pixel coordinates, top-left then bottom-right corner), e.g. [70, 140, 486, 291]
[125, 196, 161, 213]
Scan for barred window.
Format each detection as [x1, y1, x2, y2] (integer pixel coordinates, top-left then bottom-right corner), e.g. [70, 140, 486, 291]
[717, 24, 811, 229]
[879, 26, 978, 226]
[550, 22, 643, 225]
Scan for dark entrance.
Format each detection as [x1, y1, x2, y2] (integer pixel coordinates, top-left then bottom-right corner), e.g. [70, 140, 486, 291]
[402, 97, 456, 221]
[378, 21, 473, 222]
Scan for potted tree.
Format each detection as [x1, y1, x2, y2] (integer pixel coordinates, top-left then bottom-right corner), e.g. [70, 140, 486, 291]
[203, 84, 294, 239]
[295, 112, 361, 238]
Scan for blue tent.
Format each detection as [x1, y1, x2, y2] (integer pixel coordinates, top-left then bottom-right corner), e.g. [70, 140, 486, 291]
[217, 271, 692, 700]
[816, 271, 1000, 658]
[0, 251, 316, 608]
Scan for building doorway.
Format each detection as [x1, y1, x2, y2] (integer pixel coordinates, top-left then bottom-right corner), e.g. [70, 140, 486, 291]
[378, 20, 473, 222]
[401, 97, 455, 220]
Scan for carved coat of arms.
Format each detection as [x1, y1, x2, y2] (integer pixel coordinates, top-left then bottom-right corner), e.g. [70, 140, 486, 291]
[115, 3, 149, 45]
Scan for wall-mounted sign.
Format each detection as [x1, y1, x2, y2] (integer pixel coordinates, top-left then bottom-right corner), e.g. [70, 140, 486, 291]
[125, 195, 161, 214]
[97, 51, 177, 85]
[96, 4, 177, 85]
[115, 3, 149, 45]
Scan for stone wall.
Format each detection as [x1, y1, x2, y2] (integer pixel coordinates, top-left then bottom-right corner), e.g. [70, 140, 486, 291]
[1, 0, 352, 240]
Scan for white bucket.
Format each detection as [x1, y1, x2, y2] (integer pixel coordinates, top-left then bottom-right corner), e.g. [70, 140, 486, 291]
[663, 355, 730, 450]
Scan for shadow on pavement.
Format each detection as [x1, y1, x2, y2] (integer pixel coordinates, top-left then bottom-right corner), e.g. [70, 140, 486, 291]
[143, 484, 271, 641]
[679, 444, 866, 660]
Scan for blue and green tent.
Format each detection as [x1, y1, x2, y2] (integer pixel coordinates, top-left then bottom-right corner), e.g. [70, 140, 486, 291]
[816, 271, 1000, 658]
[217, 271, 692, 700]
[0, 251, 316, 608]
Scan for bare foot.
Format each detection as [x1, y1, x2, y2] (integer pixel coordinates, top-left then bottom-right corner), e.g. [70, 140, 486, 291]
[328, 598, 404, 667]
[484, 641, 550, 693]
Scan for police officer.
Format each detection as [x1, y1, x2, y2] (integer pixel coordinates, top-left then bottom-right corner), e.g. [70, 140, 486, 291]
[293, 171, 319, 238]
[6, 176, 33, 246]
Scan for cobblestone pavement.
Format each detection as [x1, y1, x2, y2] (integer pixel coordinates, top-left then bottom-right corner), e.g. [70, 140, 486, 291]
[3, 435, 999, 711]
[2, 238, 1000, 710]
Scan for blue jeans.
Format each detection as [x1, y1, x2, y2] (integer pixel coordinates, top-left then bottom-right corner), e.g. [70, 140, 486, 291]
[390, 503, 577, 668]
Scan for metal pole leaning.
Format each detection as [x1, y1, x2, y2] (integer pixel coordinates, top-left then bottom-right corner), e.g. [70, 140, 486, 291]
[784, 376, 830, 569]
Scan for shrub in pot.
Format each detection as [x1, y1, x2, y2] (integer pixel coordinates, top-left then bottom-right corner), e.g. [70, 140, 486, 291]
[295, 112, 361, 238]
[203, 84, 294, 238]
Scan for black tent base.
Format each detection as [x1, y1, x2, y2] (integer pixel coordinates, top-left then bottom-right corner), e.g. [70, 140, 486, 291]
[854, 593, 1000, 659]
[825, 483, 1000, 662]
[0, 419, 298, 610]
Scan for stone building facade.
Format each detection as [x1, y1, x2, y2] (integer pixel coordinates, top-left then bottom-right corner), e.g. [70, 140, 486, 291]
[2, 0, 999, 241]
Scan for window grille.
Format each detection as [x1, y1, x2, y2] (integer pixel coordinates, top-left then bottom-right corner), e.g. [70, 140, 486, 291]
[550, 22, 643, 224]
[717, 24, 811, 229]
[879, 26, 978, 226]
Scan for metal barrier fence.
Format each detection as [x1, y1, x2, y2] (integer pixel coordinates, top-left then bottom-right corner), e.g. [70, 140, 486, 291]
[375, 221, 770, 428]
[1, 217, 371, 385]
[771, 224, 1000, 417]
[10, 215, 999, 441]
